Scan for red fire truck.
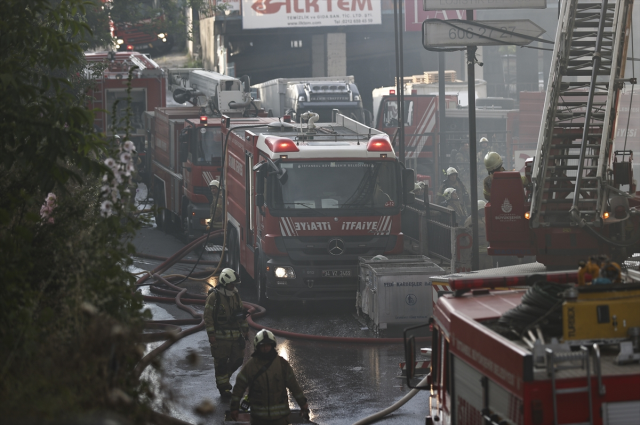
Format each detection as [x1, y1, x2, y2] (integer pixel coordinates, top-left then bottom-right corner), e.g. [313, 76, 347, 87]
[374, 92, 526, 194]
[85, 51, 166, 182]
[405, 263, 640, 425]
[145, 107, 224, 237]
[222, 113, 415, 303]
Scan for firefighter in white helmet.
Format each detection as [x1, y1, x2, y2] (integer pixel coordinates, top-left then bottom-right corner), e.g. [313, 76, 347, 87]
[438, 167, 469, 209]
[443, 187, 468, 223]
[207, 179, 224, 231]
[483, 152, 505, 202]
[230, 329, 310, 424]
[204, 268, 249, 399]
[464, 200, 493, 269]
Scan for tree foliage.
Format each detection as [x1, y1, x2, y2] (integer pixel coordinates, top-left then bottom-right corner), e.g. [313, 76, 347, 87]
[0, 0, 152, 420]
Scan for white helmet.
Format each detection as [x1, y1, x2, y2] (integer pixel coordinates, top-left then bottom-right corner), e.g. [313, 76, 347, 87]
[254, 329, 277, 348]
[209, 179, 220, 188]
[446, 167, 458, 176]
[219, 268, 239, 286]
[443, 187, 457, 200]
[477, 200, 487, 210]
[479, 137, 488, 144]
[484, 152, 503, 172]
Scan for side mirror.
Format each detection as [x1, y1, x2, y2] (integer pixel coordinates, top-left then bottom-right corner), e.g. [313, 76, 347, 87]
[403, 323, 432, 390]
[402, 168, 416, 205]
[254, 162, 266, 214]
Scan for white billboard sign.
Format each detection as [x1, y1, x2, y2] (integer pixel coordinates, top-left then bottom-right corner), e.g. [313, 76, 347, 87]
[424, 0, 546, 11]
[242, 0, 382, 29]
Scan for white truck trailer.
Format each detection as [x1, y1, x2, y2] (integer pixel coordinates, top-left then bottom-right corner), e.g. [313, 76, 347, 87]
[252, 76, 370, 124]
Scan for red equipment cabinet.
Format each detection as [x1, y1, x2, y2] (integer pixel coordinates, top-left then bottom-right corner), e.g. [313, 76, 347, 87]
[408, 264, 640, 425]
[147, 108, 224, 237]
[222, 114, 415, 303]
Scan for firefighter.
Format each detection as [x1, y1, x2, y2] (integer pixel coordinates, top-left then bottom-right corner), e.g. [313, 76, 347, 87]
[207, 179, 224, 231]
[464, 200, 493, 269]
[443, 188, 468, 223]
[483, 152, 506, 202]
[204, 268, 249, 399]
[437, 167, 469, 208]
[230, 329, 309, 424]
[477, 137, 490, 165]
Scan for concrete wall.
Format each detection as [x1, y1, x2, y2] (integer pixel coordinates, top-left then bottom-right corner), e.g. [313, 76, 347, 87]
[200, 17, 216, 71]
[326, 33, 347, 76]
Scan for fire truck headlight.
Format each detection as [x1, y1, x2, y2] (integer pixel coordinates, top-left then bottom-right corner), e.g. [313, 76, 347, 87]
[274, 266, 296, 279]
[116, 39, 124, 45]
[157, 33, 166, 39]
[298, 96, 305, 102]
[354, 95, 361, 101]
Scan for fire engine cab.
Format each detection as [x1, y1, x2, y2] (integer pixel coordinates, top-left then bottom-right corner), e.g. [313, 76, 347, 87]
[222, 113, 415, 303]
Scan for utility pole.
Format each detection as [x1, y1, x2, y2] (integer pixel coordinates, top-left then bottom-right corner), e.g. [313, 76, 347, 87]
[438, 52, 446, 177]
[393, 0, 405, 164]
[466, 9, 480, 271]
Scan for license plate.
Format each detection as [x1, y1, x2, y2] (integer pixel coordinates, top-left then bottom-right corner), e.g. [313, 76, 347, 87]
[322, 270, 351, 278]
[135, 44, 152, 50]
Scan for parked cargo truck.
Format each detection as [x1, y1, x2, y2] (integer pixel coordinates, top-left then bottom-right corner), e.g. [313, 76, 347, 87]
[252, 77, 369, 124]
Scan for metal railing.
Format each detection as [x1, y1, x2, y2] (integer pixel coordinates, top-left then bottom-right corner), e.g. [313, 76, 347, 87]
[402, 188, 457, 263]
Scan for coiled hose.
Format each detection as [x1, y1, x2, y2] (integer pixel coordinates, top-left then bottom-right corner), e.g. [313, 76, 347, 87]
[497, 281, 570, 337]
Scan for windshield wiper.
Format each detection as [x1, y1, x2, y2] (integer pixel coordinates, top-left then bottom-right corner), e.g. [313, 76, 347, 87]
[281, 202, 326, 216]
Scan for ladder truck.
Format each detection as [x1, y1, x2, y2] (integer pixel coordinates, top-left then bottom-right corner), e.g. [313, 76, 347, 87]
[486, 0, 638, 269]
[404, 263, 640, 425]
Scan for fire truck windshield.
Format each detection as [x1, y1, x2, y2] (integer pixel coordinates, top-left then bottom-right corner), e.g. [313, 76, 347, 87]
[269, 161, 398, 215]
[193, 127, 222, 165]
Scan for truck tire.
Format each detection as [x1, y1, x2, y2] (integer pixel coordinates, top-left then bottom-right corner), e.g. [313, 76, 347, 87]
[255, 252, 268, 306]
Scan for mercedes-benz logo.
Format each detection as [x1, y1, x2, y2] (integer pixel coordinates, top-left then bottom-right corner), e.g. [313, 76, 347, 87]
[327, 238, 345, 256]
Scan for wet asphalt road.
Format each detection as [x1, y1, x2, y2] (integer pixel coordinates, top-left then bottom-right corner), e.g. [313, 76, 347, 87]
[132, 221, 432, 425]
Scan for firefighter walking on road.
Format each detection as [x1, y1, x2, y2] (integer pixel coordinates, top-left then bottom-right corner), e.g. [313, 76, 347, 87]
[207, 179, 224, 231]
[230, 329, 310, 425]
[204, 268, 249, 399]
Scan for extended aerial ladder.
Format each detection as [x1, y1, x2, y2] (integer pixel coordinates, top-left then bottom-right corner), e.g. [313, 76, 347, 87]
[530, 0, 635, 229]
[487, 0, 638, 268]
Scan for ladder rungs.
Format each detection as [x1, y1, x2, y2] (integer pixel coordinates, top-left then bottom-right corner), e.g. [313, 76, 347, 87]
[550, 144, 601, 149]
[557, 387, 589, 395]
[542, 199, 597, 204]
[555, 113, 606, 118]
[540, 210, 596, 215]
[554, 123, 603, 128]
[543, 176, 598, 181]
[563, 82, 609, 87]
[548, 165, 598, 170]
[565, 70, 612, 76]
[557, 102, 606, 107]
[571, 41, 613, 47]
[548, 154, 599, 159]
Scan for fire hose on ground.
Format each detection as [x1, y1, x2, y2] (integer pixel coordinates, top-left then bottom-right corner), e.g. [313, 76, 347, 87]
[134, 231, 429, 423]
